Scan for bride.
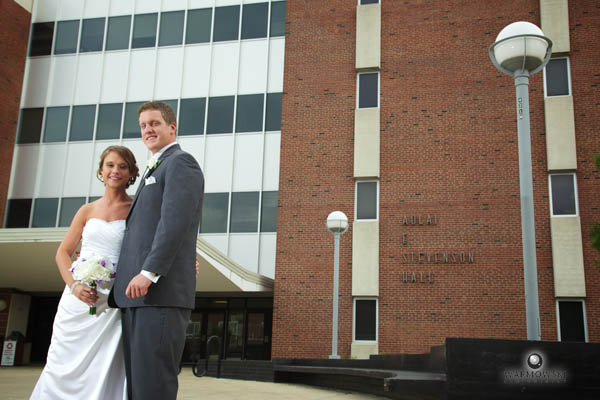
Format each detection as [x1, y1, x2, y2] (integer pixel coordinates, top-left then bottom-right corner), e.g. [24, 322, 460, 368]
[31, 145, 139, 399]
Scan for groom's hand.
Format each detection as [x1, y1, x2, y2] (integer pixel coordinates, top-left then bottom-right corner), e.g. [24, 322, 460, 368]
[125, 274, 152, 298]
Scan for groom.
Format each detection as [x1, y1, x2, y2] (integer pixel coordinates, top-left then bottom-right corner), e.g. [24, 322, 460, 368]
[110, 101, 204, 399]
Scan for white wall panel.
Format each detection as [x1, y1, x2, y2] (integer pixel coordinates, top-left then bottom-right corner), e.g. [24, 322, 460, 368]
[162, 0, 187, 12]
[204, 135, 233, 193]
[9, 145, 40, 199]
[21, 58, 51, 108]
[33, 0, 57, 22]
[178, 137, 205, 168]
[74, 54, 103, 105]
[216, 0, 241, 6]
[58, 0, 84, 20]
[182, 46, 211, 98]
[267, 38, 285, 93]
[232, 134, 262, 191]
[90, 140, 120, 196]
[49, 56, 77, 106]
[200, 234, 228, 256]
[101, 52, 129, 103]
[262, 132, 280, 191]
[127, 50, 156, 101]
[258, 233, 276, 279]
[62, 143, 94, 197]
[154, 47, 184, 100]
[238, 40, 268, 95]
[121, 138, 149, 196]
[37, 144, 68, 197]
[210, 43, 239, 96]
[83, 0, 109, 18]
[109, 0, 134, 16]
[229, 234, 259, 273]
[135, 0, 161, 13]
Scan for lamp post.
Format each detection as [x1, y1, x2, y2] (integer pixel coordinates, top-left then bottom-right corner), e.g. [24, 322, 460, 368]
[489, 22, 552, 341]
[326, 211, 349, 359]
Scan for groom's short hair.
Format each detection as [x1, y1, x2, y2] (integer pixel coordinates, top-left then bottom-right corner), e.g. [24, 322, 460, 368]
[138, 101, 177, 126]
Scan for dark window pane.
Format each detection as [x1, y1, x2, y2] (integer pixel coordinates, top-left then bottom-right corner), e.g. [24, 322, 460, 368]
[106, 16, 131, 50]
[260, 191, 277, 232]
[32, 198, 58, 227]
[88, 196, 101, 203]
[132, 13, 158, 48]
[186, 8, 212, 44]
[359, 73, 378, 108]
[265, 93, 282, 131]
[59, 197, 86, 227]
[360, 0, 379, 4]
[29, 22, 54, 56]
[96, 103, 123, 140]
[241, 3, 268, 40]
[546, 58, 569, 96]
[43, 106, 69, 143]
[207, 96, 234, 134]
[159, 11, 184, 46]
[559, 301, 586, 342]
[5, 199, 32, 228]
[230, 192, 259, 233]
[357, 181, 377, 219]
[123, 102, 144, 139]
[270, 1, 286, 37]
[213, 6, 240, 42]
[227, 311, 244, 358]
[551, 175, 576, 215]
[161, 99, 178, 116]
[69, 105, 96, 141]
[54, 20, 79, 55]
[355, 299, 376, 341]
[200, 193, 229, 233]
[17, 108, 44, 144]
[179, 98, 206, 136]
[236, 94, 264, 133]
[80, 18, 105, 52]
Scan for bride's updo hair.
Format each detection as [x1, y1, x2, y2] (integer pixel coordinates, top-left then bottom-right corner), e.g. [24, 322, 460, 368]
[97, 146, 140, 188]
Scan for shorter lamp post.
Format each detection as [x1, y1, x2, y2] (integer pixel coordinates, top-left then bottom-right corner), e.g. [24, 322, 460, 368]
[326, 211, 349, 359]
[489, 21, 552, 341]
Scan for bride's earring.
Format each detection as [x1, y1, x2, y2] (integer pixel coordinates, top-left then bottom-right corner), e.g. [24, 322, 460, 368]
[96, 172, 105, 184]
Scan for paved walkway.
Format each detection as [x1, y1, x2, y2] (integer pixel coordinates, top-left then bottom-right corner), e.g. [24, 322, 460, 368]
[1, 365, 388, 400]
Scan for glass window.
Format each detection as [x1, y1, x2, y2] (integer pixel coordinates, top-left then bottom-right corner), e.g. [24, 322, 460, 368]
[550, 174, 577, 216]
[80, 18, 105, 52]
[59, 197, 86, 227]
[132, 13, 158, 48]
[54, 20, 79, 54]
[88, 196, 101, 203]
[226, 311, 245, 358]
[213, 6, 240, 42]
[186, 8, 212, 44]
[265, 93, 282, 131]
[43, 106, 70, 143]
[179, 98, 206, 136]
[200, 193, 229, 233]
[123, 102, 144, 139]
[17, 108, 44, 144]
[106, 16, 131, 50]
[558, 301, 586, 342]
[4, 199, 32, 228]
[29, 22, 54, 56]
[358, 73, 378, 108]
[260, 191, 278, 232]
[270, 1, 286, 37]
[356, 181, 377, 220]
[241, 3, 268, 40]
[360, 0, 379, 4]
[545, 58, 569, 97]
[207, 96, 235, 134]
[32, 198, 58, 228]
[231, 192, 259, 233]
[69, 105, 96, 141]
[236, 94, 264, 133]
[161, 99, 178, 116]
[354, 299, 377, 341]
[159, 11, 184, 46]
[96, 103, 123, 140]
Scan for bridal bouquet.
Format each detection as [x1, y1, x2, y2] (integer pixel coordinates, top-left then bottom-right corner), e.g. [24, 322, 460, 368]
[70, 255, 116, 315]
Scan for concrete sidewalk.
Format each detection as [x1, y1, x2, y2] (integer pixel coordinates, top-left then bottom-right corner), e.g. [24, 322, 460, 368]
[1, 365, 388, 400]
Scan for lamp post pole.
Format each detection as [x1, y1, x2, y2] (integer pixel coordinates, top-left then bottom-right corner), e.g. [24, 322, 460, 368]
[330, 231, 341, 359]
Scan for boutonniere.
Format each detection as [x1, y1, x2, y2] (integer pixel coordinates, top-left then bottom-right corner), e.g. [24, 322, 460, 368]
[147, 158, 161, 172]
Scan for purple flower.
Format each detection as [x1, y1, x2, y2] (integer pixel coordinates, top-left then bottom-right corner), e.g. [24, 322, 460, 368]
[82, 258, 86, 262]
[101, 260, 106, 267]
[110, 273, 116, 278]
[97, 280, 104, 284]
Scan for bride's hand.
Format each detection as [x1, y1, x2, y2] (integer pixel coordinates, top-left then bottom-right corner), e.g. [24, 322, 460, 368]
[73, 284, 98, 306]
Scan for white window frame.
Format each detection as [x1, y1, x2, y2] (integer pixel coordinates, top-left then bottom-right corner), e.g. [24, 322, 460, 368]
[543, 56, 571, 98]
[556, 299, 588, 342]
[355, 180, 379, 221]
[549, 173, 579, 217]
[356, 72, 380, 109]
[358, 0, 380, 4]
[353, 297, 378, 343]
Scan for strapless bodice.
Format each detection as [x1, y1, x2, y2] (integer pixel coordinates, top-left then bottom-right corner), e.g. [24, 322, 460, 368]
[80, 218, 126, 266]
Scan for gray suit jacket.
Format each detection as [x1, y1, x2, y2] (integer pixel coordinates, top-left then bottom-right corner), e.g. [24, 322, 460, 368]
[110, 144, 204, 309]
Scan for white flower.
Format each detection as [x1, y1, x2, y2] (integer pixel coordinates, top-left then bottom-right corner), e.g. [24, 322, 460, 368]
[71, 254, 116, 285]
[146, 157, 161, 171]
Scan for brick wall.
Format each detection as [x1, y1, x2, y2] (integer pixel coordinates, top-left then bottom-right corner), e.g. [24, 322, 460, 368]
[273, 0, 600, 358]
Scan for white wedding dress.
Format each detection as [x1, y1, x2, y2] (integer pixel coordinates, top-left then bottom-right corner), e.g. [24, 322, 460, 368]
[31, 218, 127, 400]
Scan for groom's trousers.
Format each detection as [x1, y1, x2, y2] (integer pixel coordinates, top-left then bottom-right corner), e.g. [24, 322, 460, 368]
[121, 306, 191, 400]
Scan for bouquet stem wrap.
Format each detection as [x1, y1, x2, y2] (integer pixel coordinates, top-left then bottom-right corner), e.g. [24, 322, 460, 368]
[70, 254, 116, 316]
[89, 281, 97, 315]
